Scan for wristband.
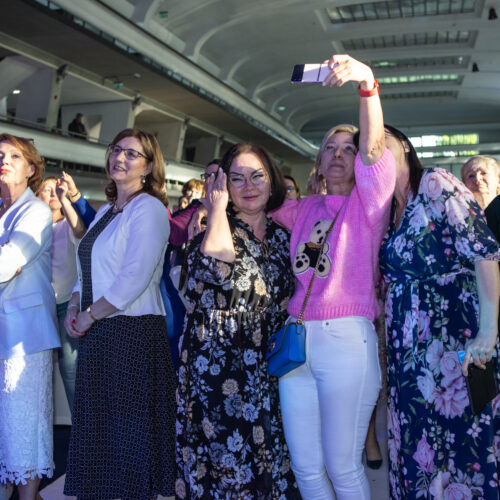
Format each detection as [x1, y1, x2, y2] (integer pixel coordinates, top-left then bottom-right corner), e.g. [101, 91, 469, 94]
[358, 80, 379, 97]
[86, 305, 98, 322]
[68, 191, 81, 202]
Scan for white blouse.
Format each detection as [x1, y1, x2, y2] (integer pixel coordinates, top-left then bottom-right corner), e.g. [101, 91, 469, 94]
[51, 218, 78, 304]
[74, 193, 170, 317]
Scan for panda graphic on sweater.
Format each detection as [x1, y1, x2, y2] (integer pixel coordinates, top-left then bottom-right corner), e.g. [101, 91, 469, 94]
[293, 220, 332, 276]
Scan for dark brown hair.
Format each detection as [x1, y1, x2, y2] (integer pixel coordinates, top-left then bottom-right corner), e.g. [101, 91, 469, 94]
[0, 133, 44, 192]
[105, 128, 168, 206]
[284, 175, 301, 198]
[219, 142, 286, 212]
[353, 124, 424, 198]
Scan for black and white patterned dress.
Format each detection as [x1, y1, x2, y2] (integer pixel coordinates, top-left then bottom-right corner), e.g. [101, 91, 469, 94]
[64, 207, 176, 500]
[175, 214, 299, 499]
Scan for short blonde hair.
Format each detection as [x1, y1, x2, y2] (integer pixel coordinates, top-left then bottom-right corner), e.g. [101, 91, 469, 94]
[311, 124, 358, 193]
[461, 155, 500, 194]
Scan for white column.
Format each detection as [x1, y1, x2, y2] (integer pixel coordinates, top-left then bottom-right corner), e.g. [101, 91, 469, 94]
[16, 66, 64, 129]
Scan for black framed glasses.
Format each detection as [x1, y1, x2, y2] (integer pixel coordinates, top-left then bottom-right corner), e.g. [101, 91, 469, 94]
[107, 144, 148, 161]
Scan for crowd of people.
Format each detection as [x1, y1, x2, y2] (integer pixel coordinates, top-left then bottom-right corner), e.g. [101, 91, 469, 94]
[0, 54, 499, 500]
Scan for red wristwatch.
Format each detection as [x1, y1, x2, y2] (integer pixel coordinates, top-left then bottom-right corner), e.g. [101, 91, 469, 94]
[358, 80, 379, 97]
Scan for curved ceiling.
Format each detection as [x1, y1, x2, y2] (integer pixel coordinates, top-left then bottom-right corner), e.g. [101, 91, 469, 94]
[1, 0, 500, 168]
[137, 0, 500, 145]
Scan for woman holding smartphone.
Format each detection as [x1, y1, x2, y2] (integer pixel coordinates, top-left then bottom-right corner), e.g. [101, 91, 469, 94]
[269, 54, 395, 499]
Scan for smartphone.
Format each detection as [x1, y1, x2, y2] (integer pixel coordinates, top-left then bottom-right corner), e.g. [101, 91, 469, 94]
[291, 63, 331, 84]
[457, 350, 499, 415]
[457, 350, 498, 364]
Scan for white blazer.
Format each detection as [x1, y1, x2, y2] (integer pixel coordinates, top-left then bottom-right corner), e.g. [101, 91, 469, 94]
[74, 193, 170, 316]
[0, 188, 60, 359]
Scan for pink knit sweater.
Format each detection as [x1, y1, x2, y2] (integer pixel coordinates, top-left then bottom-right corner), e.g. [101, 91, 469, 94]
[270, 148, 396, 321]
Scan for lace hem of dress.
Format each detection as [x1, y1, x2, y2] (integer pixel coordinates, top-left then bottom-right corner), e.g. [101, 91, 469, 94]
[0, 463, 54, 485]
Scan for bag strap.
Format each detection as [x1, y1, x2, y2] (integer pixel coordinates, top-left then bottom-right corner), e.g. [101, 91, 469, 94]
[296, 206, 343, 325]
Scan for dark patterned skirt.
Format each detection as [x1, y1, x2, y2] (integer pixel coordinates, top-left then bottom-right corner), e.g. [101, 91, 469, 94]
[64, 315, 176, 500]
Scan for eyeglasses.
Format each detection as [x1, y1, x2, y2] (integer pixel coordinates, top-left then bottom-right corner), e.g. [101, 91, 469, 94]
[228, 170, 269, 189]
[286, 186, 296, 193]
[107, 144, 148, 161]
[200, 173, 210, 180]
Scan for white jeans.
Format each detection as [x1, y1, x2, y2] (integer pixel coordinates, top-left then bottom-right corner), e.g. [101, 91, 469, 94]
[279, 316, 381, 500]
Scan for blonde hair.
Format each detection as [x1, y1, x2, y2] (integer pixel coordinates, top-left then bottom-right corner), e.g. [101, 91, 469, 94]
[311, 124, 358, 192]
[0, 133, 45, 192]
[461, 156, 500, 194]
[36, 176, 58, 195]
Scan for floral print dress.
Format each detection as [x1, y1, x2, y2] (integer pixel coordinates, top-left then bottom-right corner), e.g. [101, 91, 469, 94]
[380, 168, 500, 499]
[175, 214, 299, 500]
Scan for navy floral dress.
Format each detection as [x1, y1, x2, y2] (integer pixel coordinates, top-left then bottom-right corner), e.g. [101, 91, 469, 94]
[380, 168, 500, 499]
[175, 214, 299, 499]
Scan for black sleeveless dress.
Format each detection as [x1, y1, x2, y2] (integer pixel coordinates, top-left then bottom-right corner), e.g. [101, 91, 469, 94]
[64, 207, 176, 500]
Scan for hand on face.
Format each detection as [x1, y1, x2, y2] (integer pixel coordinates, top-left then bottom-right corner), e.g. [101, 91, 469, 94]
[204, 168, 229, 213]
[228, 153, 271, 215]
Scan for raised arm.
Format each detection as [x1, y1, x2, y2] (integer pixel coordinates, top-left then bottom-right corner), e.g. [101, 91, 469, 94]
[200, 169, 235, 263]
[323, 54, 385, 165]
[62, 171, 97, 228]
[56, 177, 86, 238]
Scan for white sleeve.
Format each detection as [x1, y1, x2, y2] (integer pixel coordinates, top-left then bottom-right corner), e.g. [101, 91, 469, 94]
[103, 198, 170, 310]
[0, 202, 52, 283]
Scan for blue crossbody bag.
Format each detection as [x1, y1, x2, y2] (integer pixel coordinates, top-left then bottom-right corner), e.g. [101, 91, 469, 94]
[266, 212, 340, 378]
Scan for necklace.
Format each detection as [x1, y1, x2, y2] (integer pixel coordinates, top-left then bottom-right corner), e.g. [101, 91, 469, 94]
[112, 189, 143, 213]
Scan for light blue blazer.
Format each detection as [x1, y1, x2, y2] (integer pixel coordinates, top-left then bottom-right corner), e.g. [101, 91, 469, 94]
[0, 187, 60, 359]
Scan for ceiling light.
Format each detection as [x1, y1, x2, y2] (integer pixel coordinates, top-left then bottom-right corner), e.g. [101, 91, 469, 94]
[278, 105, 286, 111]
[12, 89, 21, 94]
[472, 63, 479, 72]
[488, 7, 498, 20]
